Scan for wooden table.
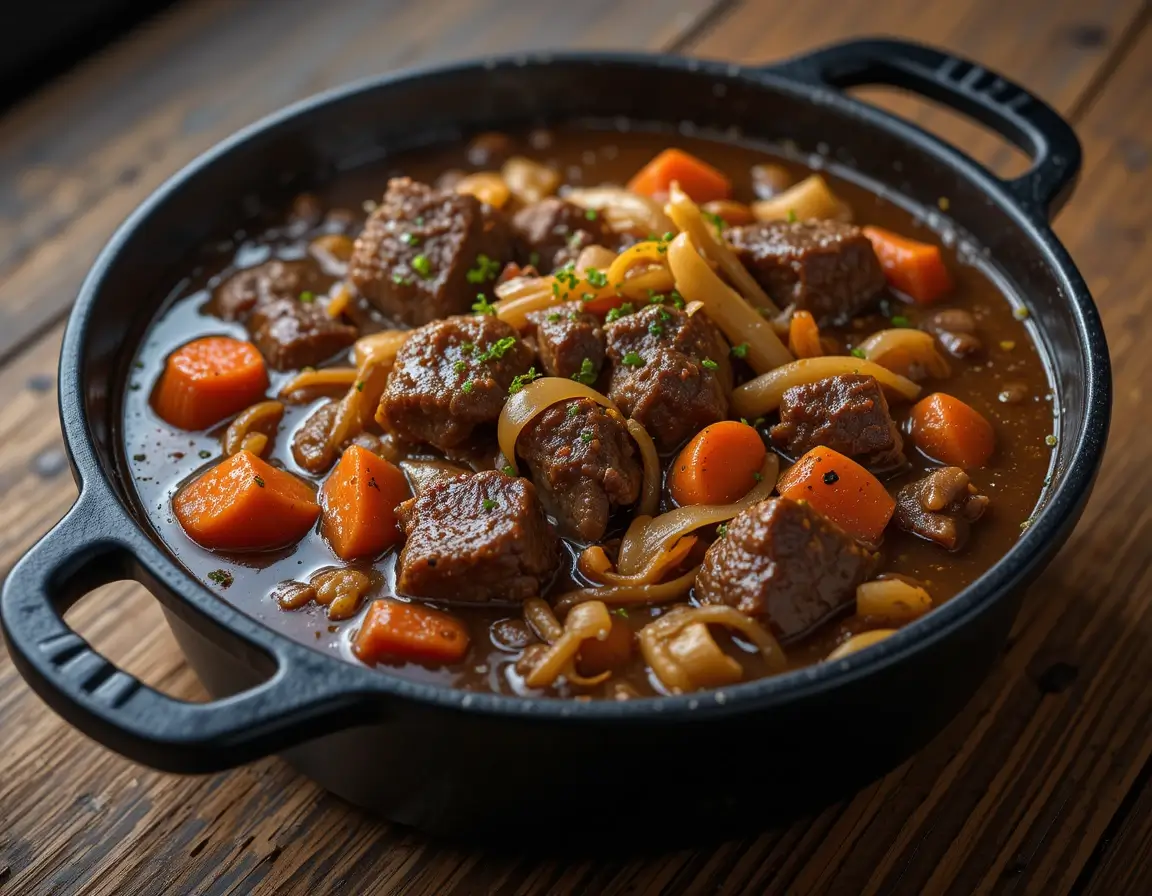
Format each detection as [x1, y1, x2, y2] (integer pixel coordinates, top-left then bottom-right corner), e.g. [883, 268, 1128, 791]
[0, 1, 1149, 892]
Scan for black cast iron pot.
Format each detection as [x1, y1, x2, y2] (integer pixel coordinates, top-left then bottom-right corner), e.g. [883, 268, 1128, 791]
[1, 38, 1111, 838]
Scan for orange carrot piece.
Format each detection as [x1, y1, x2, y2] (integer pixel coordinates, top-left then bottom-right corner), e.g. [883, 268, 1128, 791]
[669, 420, 768, 506]
[862, 226, 954, 305]
[776, 446, 895, 544]
[353, 599, 470, 666]
[576, 616, 634, 677]
[626, 148, 732, 204]
[320, 445, 410, 560]
[173, 450, 319, 551]
[153, 336, 269, 430]
[788, 310, 823, 359]
[910, 392, 995, 468]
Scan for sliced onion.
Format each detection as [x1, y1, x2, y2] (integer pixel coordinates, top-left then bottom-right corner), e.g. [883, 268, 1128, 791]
[752, 174, 851, 223]
[856, 328, 951, 380]
[523, 600, 612, 689]
[666, 183, 775, 312]
[498, 378, 617, 475]
[223, 400, 283, 455]
[626, 419, 660, 518]
[553, 565, 701, 614]
[731, 356, 922, 419]
[524, 597, 564, 643]
[328, 358, 389, 456]
[616, 454, 779, 576]
[616, 514, 651, 577]
[577, 535, 697, 588]
[856, 579, 933, 623]
[278, 367, 358, 402]
[354, 329, 409, 368]
[564, 186, 674, 236]
[667, 233, 793, 373]
[826, 629, 896, 661]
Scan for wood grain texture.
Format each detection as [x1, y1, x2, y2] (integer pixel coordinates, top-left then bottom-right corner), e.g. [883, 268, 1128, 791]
[1, 0, 1151, 893]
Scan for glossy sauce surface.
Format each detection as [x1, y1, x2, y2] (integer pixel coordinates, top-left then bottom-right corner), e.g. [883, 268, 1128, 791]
[122, 125, 1056, 696]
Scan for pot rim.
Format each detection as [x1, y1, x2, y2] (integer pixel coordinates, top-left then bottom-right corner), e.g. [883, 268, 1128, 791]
[54, 48, 1111, 725]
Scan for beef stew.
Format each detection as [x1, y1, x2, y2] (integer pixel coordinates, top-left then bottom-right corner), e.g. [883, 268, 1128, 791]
[123, 126, 1055, 699]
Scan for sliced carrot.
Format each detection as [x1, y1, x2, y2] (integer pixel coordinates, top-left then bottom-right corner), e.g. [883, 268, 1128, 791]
[320, 445, 410, 560]
[862, 226, 954, 305]
[576, 615, 634, 677]
[788, 310, 823, 359]
[626, 148, 732, 204]
[353, 599, 470, 666]
[174, 450, 319, 551]
[910, 392, 995, 468]
[669, 420, 767, 506]
[776, 446, 895, 544]
[153, 336, 269, 430]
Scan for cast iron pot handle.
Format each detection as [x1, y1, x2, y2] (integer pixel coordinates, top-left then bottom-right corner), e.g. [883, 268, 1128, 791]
[769, 37, 1081, 220]
[1, 487, 371, 774]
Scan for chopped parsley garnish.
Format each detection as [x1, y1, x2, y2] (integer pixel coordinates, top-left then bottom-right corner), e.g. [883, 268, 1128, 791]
[584, 267, 609, 288]
[471, 295, 498, 316]
[581, 292, 596, 303]
[566, 403, 581, 418]
[730, 342, 750, 359]
[508, 367, 540, 395]
[461, 341, 475, 354]
[605, 303, 634, 323]
[400, 232, 420, 246]
[411, 254, 433, 279]
[621, 351, 645, 368]
[716, 524, 728, 537]
[702, 210, 726, 231]
[481, 498, 497, 511]
[298, 290, 315, 303]
[528, 251, 541, 268]
[355, 381, 364, 392]
[701, 358, 719, 370]
[740, 416, 766, 428]
[571, 357, 598, 385]
[669, 290, 685, 309]
[648, 323, 663, 337]
[752, 471, 763, 482]
[890, 315, 910, 328]
[466, 253, 501, 284]
[546, 312, 561, 323]
[199, 450, 212, 459]
[476, 335, 517, 361]
[850, 347, 867, 359]
[391, 271, 413, 286]
[611, 607, 629, 618]
[580, 429, 594, 443]
[462, 380, 475, 394]
[414, 216, 425, 226]
[787, 209, 798, 223]
[584, 208, 599, 221]
[132, 453, 146, 462]
[207, 569, 233, 589]
[502, 465, 516, 476]
[658, 309, 671, 322]
[254, 475, 266, 488]
[454, 360, 467, 373]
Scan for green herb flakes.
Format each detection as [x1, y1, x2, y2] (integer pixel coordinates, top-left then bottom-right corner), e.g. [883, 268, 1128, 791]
[207, 569, 233, 588]
[546, 312, 561, 323]
[462, 380, 475, 394]
[571, 357, 597, 385]
[254, 475, 265, 488]
[585, 208, 599, 221]
[787, 209, 798, 223]
[454, 360, 467, 373]
[605, 303, 634, 323]
[648, 323, 663, 337]
[702, 211, 726, 231]
[890, 315, 910, 328]
[508, 367, 540, 395]
[850, 347, 867, 359]
[477, 335, 517, 361]
[730, 342, 750, 359]
[566, 403, 581, 418]
[584, 267, 609, 288]
[701, 358, 719, 370]
[502, 465, 516, 477]
[411, 254, 433, 279]
[471, 295, 498, 317]
[482, 498, 497, 511]
[400, 232, 420, 246]
[716, 524, 729, 537]
[580, 429, 594, 443]
[298, 291, 315, 303]
[466, 253, 501, 284]
[622, 351, 645, 368]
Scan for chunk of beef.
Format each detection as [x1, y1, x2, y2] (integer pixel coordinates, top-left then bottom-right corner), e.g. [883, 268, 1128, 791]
[247, 298, 358, 371]
[894, 466, 989, 550]
[605, 304, 729, 451]
[377, 315, 533, 451]
[921, 308, 982, 358]
[725, 220, 885, 324]
[526, 302, 605, 381]
[696, 498, 875, 641]
[348, 177, 512, 326]
[770, 374, 905, 470]
[518, 399, 642, 541]
[395, 471, 561, 603]
[211, 259, 328, 321]
[510, 198, 615, 272]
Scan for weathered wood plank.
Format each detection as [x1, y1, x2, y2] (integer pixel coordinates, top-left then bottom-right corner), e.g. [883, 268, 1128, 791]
[0, 0, 1150, 893]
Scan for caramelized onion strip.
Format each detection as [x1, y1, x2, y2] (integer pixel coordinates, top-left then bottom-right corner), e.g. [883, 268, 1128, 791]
[354, 329, 409, 368]
[616, 514, 651, 578]
[666, 183, 775, 312]
[752, 174, 851, 223]
[278, 368, 358, 402]
[523, 601, 613, 689]
[826, 629, 896, 661]
[616, 454, 779, 576]
[856, 579, 933, 623]
[731, 356, 922, 419]
[577, 536, 697, 588]
[326, 359, 390, 455]
[856, 328, 951, 380]
[553, 565, 701, 615]
[498, 377, 618, 474]
[667, 233, 793, 373]
[564, 186, 675, 237]
[626, 419, 660, 518]
[222, 400, 284, 456]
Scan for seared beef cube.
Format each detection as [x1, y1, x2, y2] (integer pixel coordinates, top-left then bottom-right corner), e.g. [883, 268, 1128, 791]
[696, 498, 874, 641]
[526, 302, 605, 381]
[895, 466, 989, 550]
[518, 399, 642, 541]
[771, 374, 905, 470]
[921, 308, 982, 358]
[348, 177, 512, 326]
[511, 198, 614, 272]
[395, 471, 560, 603]
[211, 259, 328, 321]
[377, 315, 533, 451]
[247, 298, 357, 371]
[726, 220, 885, 324]
[605, 304, 728, 451]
